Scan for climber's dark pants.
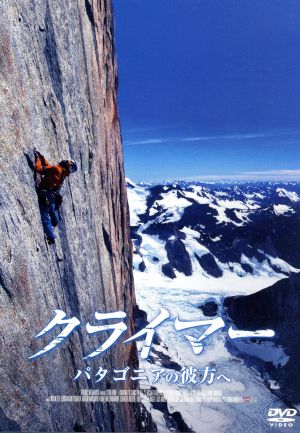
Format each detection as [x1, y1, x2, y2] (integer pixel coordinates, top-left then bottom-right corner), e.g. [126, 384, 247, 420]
[38, 191, 59, 240]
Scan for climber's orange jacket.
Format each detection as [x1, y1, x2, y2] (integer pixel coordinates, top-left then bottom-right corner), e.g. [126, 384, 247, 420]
[35, 154, 69, 190]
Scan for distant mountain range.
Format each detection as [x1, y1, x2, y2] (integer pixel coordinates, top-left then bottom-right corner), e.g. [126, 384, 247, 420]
[127, 179, 300, 290]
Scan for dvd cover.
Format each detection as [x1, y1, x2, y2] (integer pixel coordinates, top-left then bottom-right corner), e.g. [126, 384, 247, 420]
[0, 1, 299, 432]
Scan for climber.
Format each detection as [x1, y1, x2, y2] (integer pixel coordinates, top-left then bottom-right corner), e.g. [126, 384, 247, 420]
[34, 150, 77, 245]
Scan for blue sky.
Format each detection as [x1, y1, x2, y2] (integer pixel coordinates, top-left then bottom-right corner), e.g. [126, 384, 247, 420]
[113, 0, 300, 182]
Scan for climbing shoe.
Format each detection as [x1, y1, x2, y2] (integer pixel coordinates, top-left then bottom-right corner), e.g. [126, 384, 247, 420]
[46, 236, 55, 245]
[51, 219, 58, 227]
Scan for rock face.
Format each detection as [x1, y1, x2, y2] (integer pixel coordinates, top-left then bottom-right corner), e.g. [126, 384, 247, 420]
[198, 300, 218, 317]
[194, 253, 223, 278]
[165, 239, 192, 276]
[0, 1, 148, 431]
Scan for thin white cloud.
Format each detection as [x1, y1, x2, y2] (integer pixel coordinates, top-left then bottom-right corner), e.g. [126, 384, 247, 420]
[124, 138, 164, 146]
[184, 170, 300, 181]
[181, 130, 299, 142]
[182, 135, 220, 142]
[245, 170, 300, 176]
[124, 129, 300, 146]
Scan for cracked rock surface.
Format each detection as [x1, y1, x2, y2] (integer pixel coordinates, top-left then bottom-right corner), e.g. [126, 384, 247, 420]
[0, 1, 151, 431]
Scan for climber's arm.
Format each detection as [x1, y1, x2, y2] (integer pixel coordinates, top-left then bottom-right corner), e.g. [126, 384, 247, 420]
[34, 151, 52, 173]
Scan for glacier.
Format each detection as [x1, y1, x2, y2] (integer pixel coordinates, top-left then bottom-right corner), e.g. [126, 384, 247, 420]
[127, 179, 300, 433]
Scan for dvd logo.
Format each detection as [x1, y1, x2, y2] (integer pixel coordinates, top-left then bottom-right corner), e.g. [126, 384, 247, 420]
[267, 408, 297, 428]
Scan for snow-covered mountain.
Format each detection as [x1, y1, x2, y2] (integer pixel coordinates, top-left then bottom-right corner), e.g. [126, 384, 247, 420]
[126, 179, 300, 433]
[127, 179, 300, 295]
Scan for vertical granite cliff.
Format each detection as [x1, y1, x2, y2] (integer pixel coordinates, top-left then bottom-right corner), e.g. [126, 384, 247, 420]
[0, 1, 151, 431]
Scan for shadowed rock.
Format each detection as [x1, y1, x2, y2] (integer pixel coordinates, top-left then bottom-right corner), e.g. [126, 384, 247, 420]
[195, 253, 223, 278]
[224, 274, 300, 404]
[198, 300, 218, 317]
[165, 239, 192, 276]
[162, 263, 176, 279]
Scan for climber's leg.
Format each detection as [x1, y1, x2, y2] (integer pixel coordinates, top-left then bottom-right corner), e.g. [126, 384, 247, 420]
[49, 203, 59, 227]
[39, 202, 56, 243]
